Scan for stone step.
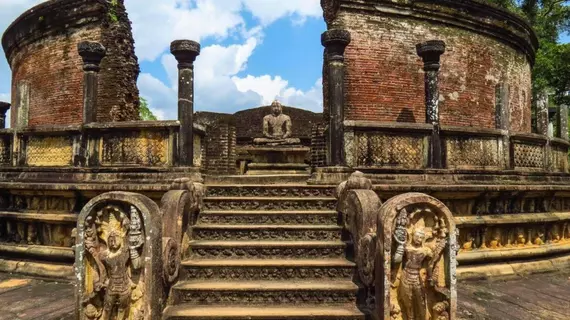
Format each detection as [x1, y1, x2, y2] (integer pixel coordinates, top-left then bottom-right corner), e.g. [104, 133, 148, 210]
[170, 280, 359, 306]
[163, 305, 366, 320]
[206, 185, 335, 198]
[205, 174, 311, 185]
[199, 210, 339, 225]
[180, 259, 355, 281]
[203, 197, 336, 211]
[189, 240, 346, 259]
[192, 225, 342, 241]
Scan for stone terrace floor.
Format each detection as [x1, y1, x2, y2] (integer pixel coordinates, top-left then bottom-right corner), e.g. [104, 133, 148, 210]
[0, 272, 568, 320]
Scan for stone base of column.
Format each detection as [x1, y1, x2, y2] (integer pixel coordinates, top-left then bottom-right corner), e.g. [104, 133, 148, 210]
[307, 166, 355, 185]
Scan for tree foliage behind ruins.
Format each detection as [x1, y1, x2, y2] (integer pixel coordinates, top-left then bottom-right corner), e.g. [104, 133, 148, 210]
[484, 0, 570, 105]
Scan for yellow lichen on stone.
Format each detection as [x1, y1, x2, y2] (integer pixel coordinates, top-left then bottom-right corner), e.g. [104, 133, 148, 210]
[27, 136, 73, 166]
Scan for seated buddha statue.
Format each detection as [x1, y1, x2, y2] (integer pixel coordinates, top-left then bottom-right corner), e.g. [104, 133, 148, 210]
[253, 100, 301, 146]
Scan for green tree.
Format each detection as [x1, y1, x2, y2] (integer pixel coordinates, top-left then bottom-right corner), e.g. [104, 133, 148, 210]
[483, 0, 570, 105]
[139, 97, 158, 121]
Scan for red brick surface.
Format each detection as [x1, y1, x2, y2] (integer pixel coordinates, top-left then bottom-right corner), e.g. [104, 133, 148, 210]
[327, 11, 532, 132]
[5, 0, 139, 128]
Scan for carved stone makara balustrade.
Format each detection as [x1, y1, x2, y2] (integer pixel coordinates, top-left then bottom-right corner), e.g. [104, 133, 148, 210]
[337, 172, 458, 320]
[75, 178, 204, 320]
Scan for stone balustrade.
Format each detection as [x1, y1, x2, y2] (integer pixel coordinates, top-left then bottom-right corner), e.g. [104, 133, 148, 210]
[344, 120, 570, 174]
[0, 121, 205, 168]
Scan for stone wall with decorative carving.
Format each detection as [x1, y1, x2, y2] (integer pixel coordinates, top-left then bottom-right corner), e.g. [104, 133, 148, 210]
[75, 192, 162, 320]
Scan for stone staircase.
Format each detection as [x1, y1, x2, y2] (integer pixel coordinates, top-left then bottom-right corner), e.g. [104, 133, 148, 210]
[163, 184, 366, 319]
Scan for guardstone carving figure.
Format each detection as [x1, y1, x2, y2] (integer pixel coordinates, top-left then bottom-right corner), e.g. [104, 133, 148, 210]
[253, 100, 301, 146]
[75, 192, 163, 320]
[377, 193, 457, 320]
[83, 205, 144, 320]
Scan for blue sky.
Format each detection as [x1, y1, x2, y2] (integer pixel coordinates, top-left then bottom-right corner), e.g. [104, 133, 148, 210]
[0, 1, 568, 121]
[0, 0, 326, 120]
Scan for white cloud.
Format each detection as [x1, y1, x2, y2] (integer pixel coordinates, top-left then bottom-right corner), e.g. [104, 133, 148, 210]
[139, 36, 322, 118]
[0, 0, 324, 120]
[125, 0, 321, 62]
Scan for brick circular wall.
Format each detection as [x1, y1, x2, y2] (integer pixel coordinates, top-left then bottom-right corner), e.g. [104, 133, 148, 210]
[2, 0, 140, 128]
[323, 0, 538, 133]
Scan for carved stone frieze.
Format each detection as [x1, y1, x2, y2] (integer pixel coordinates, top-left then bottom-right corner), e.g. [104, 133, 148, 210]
[206, 187, 335, 198]
[3, 194, 78, 212]
[183, 266, 354, 281]
[175, 290, 356, 305]
[193, 228, 341, 241]
[458, 221, 570, 252]
[203, 199, 336, 211]
[0, 219, 75, 247]
[191, 247, 345, 259]
[75, 192, 162, 320]
[199, 213, 338, 226]
[377, 193, 457, 320]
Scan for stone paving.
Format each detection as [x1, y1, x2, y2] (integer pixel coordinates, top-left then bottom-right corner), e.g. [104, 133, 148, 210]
[0, 271, 568, 320]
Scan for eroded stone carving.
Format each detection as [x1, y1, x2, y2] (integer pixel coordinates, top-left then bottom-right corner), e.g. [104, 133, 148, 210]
[253, 100, 300, 146]
[336, 171, 380, 310]
[377, 193, 457, 320]
[75, 192, 162, 320]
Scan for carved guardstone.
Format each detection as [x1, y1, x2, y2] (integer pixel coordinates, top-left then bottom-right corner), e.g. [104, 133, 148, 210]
[377, 193, 457, 320]
[75, 192, 162, 320]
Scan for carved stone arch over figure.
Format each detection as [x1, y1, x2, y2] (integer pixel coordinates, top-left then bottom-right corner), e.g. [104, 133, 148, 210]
[75, 192, 163, 320]
[376, 193, 457, 320]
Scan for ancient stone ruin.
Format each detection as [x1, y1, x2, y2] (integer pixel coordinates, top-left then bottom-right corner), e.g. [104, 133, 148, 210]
[0, 0, 568, 319]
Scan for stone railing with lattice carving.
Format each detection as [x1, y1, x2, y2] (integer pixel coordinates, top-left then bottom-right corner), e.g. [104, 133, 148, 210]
[17, 125, 81, 167]
[0, 129, 13, 166]
[344, 121, 431, 169]
[344, 121, 570, 174]
[337, 172, 458, 319]
[511, 133, 548, 171]
[3, 121, 206, 168]
[442, 126, 504, 170]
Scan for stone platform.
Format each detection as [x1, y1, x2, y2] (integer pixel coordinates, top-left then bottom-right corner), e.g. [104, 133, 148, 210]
[244, 146, 310, 175]
[1, 271, 569, 319]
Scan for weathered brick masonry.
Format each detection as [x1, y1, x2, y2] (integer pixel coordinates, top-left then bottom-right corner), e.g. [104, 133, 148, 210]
[322, 0, 537, 132]
[2, 0, 140, 128]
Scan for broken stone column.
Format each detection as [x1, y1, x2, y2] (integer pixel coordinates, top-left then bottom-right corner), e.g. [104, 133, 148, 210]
[322, 29, 351, 166]
[417, 40, 446, 169]
[495, 83, 511, 168]
[78, 41, 106, 124]
[0, 102, 10, 128]
[557, 104, 569, 140]
[171, 40, 201, 167]
[536, 91, 549, 136]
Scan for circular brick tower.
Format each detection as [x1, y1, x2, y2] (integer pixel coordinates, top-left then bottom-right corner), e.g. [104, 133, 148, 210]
[318, 0, 570, 279]
[1, 0, 141, 128]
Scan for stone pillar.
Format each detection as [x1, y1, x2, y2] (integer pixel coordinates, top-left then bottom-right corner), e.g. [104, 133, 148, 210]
[78, 41, 106, 124]
[536, 91, 549, 136]
[495, 84, 511, 168]
[322, 29, 351, 166]
[557, 104, 569, 140]
[171, 40, 201, 167]
[417, 40, 446, 169]
[0, 102, 10, 129]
